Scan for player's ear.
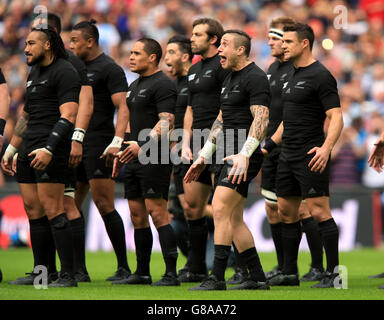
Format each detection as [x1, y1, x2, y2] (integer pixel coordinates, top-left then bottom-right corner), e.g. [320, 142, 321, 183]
[182, 53, 189, 63]
[209, 35, 218, 47]
[149, 53, 157, 64]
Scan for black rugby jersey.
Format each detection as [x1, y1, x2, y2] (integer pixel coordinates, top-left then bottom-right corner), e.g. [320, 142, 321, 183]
[127, 70, 176, 142]
[67, 49, 89, 86]
[174, 75, 188, 130]
[187, 53, 230, 130]
[24, 58, 81, 152]
[266, 60, 293, 139]
[85, 53, 128, 141]
[220, 62, 271, 156]
[281, 61, 340, 161]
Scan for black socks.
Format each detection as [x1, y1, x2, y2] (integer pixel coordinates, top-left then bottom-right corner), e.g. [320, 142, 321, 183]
[187, 217, 208, 274]
[270, 222, 284, 270]
[318, 218, 339, 273]
[281, 221, 302, 275]
[49, 213, 74, 276]
[69, 216, 87, 273]
[102, 210, 129, 271]
[301, 216, 324, 270]
[211, 245, 231, 281]
[134, 227, 153, 275]
[157, 224, 178, 275]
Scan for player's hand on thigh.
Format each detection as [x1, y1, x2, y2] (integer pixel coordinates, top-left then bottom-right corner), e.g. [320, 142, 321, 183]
[184, 156, 206, 183]
[223, 154, 249, 184]
[307, 146, 330, 173]
[119, 141, 139, 164]
[28, 148, 52, 171]
[69, 141, 83, 168]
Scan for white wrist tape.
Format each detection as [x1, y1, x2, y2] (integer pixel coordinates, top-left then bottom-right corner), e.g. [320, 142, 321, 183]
[4, 144, 18, 160]
[240, 137, 260, 158]
[200, 141, 216, 160]
[72, 128, 86, 143]
[103, 136, 123, 155]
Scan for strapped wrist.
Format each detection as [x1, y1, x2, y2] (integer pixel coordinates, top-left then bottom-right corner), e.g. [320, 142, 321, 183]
[240, 137, 260, 158]
[200, 140, 216, 160]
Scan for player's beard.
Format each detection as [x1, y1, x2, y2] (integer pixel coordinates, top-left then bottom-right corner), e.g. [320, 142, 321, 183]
[26, 51, 45, 66]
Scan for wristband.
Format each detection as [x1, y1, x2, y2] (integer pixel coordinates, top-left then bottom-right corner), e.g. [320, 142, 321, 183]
[72, 128, 86, 144]
[200, 140, 216, 160]
[4, 144, 18, 160]
[240, 137, 260, 158]
[102, 136, 123, 155]
[46, 118, 74, 153]
[0, 118, 5, 135]
[263, 138, 277, 153]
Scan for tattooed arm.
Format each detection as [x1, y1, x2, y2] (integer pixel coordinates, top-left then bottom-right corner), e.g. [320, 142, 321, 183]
[148, 112, 175, 142]
[184, 111, 223, 183]
[223, 105, 269, 184]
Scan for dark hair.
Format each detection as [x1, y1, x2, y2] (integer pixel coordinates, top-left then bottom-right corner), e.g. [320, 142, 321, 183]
[138, 38, 163, 65]
[283, 23, 315, 50]
[223, 29, 251, 57]
[31, 25, 68, 60]
[192, 18, 224, 48]
[47, 13, 62, 34]
[72, 19, 99, 45]
[167, 35, 193, 61]
[269, 16, 296, 30]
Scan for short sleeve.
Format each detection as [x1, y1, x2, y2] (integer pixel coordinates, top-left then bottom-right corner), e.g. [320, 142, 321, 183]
[106, 63, 129, 95]
[154, 79, 177, 115]
[54, 65, 81, 106]
[317, 71, 340, 111]
[245, 71, 271, 108]
[68, 54, 89, 86]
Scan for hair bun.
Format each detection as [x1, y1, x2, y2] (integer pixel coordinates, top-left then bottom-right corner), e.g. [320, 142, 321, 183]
[89, 19, 97, 25]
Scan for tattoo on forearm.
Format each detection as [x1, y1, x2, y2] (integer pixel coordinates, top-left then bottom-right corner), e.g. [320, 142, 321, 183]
[14, 112, 29, 137]
[249, 105, 269, 141]
[209, 117, 223, 144]
[151, 112, 174, 141]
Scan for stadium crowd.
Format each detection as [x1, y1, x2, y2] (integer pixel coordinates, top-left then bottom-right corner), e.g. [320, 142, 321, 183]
[0, 0, 383, 191]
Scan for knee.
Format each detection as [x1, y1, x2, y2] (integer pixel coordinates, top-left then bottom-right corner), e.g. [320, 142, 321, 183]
[265, 202, 280, 223]
[130, 211, 149, 228]
[23, 201, 44, 219]
[212, 200, 230, 225]
[93, 196, 113, 215]
[183, 199, 202, 220]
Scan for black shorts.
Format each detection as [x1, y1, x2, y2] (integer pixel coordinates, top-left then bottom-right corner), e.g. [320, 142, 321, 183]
[260, 148, 280, 203]
[124, 159, 172, 200]
[276, 153, 330, 199]
[181, 162, 213, 187]
[215, 153, 263, 198]
[173, 164, 185, 195]
[16, 148, 68, 184]
[76, 161, 89, 183]
[64, 166, 76, 193]
[83, 142, 112, 180]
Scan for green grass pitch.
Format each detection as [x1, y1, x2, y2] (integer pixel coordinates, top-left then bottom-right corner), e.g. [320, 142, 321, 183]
[0, 248, 383, 300]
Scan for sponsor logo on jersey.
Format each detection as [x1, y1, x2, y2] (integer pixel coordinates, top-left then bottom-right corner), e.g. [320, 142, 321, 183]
[294, 81, 306, 89]
[267, 74, 271, 80]
[138, 89, 147, 97]
[203, 69, 213, 78]
[126, 91, 131, 98]
[188, 74, 196, 81]
[179, 87, 188, 96]
[26, 81, 32, 87]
